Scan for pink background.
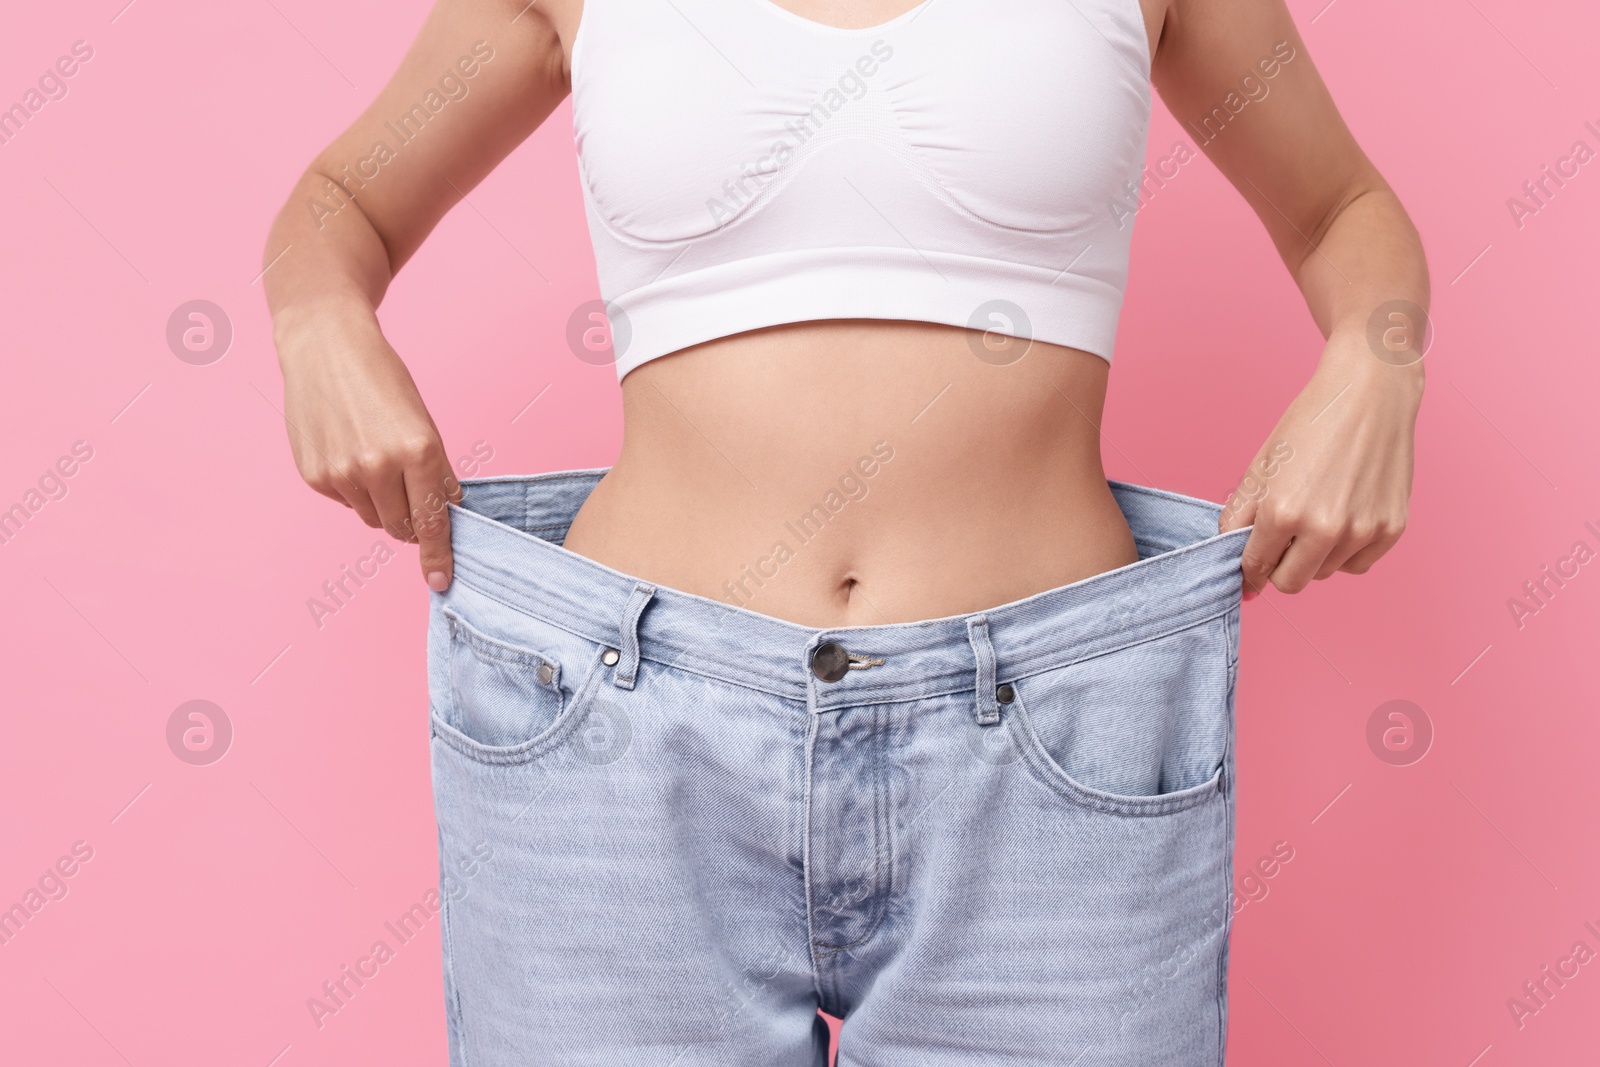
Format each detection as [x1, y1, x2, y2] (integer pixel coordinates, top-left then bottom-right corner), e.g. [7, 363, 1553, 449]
[2, 1, 1597, 1064]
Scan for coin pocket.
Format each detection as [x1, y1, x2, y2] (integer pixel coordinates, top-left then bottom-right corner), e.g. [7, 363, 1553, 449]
[440, 609, 567, 750]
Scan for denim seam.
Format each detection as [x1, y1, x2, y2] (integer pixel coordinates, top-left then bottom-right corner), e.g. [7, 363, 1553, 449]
[451, 570, 800, 702]
[1003, 606, 1235, 688]
[812, 702, 893, 955]
[451, 571, 817, 704]
[450, 572, 610, 652]
[1224, 603, 1241, 671]
[1217, 605, 1241, 1065]
[1108, 478, 1226, 513]
[804, 600, 1234, 707]
[456, 564, 1238, 712]
[801, 694, 832, 1013]
[814, 601, 1240, 699]
[436, 831, 471, 1067]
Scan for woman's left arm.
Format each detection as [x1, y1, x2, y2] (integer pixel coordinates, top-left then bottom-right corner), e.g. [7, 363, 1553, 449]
[1152, 0, 1428, 598]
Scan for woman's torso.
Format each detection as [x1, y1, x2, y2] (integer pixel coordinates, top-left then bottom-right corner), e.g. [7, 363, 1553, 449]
[545, 0, 1168, 628]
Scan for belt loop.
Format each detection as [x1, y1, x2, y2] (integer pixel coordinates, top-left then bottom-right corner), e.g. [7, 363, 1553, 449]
[966, 615, 1000, 726]
[614, 582, 656, 690]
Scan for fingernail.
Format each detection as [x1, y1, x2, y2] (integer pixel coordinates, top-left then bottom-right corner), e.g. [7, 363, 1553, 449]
[427, 571, 450, 592]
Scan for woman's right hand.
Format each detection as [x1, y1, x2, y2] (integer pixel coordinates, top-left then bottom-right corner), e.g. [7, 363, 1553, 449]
[275, 301, 461, 592]
[260, 1, 574, 590]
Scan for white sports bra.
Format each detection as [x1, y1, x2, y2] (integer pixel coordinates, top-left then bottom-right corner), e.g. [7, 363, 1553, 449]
[570, 0, 1153, 379]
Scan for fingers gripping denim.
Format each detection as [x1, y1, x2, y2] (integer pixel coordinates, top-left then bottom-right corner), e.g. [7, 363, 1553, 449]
[427, 470, 1249, 1067]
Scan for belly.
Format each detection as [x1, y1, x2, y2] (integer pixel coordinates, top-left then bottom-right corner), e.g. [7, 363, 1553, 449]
[559, 319, 1138, 627]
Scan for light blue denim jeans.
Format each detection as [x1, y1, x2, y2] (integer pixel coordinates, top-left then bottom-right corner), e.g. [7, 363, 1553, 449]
[428, 470, 1249, 1066]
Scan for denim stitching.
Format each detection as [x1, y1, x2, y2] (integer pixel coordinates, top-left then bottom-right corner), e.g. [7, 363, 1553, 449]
[1004, 608, 1235, 689]
[436, 825, 472, 1067]
[430, 645, 612, 766]
[456, 563, 1238, 714]
[1216, 603, 1241, 1064]
[1005, 692, 1226, 817]
[443, 609, 560, 684]
[451, 571, 806, 704]
[801, 687, 832, 1012]
[812, 701, 893, 956]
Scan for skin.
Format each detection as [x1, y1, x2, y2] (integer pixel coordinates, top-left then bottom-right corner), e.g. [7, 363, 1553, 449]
[263, 0, 1426, 628]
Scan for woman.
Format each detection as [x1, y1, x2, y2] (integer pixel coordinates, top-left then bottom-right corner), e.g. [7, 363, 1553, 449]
[263, 0, 1424, 1062]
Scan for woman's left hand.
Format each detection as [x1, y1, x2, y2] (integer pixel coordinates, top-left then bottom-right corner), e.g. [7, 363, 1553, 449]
[1218, 329, 1424, 600]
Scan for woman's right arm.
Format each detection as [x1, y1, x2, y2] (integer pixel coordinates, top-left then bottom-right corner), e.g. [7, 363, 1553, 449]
[261, 0, 570, 591]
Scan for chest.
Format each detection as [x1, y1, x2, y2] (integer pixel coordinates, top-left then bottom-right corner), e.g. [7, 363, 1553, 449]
[566, 0, 1155, 242]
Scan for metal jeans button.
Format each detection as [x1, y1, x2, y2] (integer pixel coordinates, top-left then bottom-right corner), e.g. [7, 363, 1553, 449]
[811, 641, 849, 683]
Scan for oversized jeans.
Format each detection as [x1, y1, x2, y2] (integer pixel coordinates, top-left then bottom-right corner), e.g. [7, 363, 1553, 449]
[428, 470, 1248, 1066]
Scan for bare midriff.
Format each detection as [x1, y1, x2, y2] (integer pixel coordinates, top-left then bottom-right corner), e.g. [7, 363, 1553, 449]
[559, 320, 1139, 628]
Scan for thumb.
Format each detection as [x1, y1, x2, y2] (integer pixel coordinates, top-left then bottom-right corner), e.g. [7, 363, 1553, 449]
[406, 464, 462, 592]
[1219, 474, 1267, 602]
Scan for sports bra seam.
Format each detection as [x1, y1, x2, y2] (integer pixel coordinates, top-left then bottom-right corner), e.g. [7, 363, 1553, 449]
[608, 246, 1127, 299]
[577, 138, 1127, 251]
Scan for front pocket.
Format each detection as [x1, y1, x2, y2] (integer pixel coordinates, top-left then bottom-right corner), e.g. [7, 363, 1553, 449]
[1007, 614, 1233, 815]
[439, 609, 569, 749]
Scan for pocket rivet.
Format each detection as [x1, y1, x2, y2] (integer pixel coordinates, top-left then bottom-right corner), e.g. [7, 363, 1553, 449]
[536, 663, 555, 685]
[995, 683, 1016, 705]
[602, 648, 620, 666]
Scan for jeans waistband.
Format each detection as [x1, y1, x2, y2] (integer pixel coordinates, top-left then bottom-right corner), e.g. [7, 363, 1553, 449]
[446, 470, 1250, 710]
